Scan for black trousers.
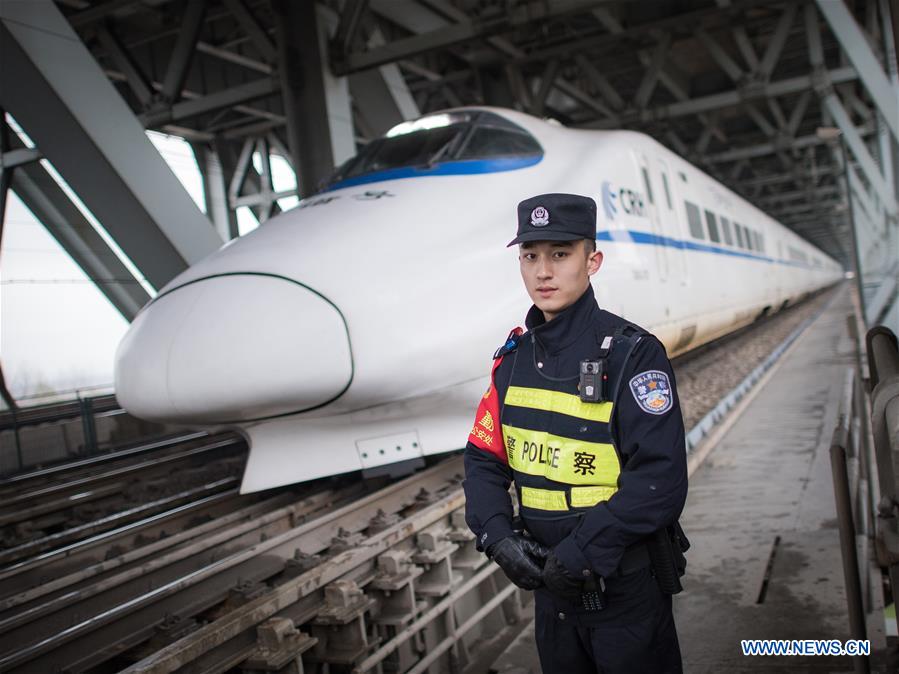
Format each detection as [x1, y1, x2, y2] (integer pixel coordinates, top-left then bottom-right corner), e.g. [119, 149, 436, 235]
[534, 571, 682, 674]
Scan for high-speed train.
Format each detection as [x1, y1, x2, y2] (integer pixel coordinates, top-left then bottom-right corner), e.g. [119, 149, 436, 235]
[115, 106, 842, 493]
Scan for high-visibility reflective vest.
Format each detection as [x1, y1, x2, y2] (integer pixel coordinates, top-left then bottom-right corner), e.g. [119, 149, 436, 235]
[498, 325, 644, 522]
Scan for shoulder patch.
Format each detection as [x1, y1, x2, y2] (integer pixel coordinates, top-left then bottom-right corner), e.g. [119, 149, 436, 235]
[628, 370, 673, 415]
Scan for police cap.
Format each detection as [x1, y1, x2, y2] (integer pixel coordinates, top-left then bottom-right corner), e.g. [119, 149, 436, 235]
[507, 193, 597, 247]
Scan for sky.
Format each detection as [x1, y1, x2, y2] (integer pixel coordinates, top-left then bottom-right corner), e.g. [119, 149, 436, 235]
[1, 122, 298, 406]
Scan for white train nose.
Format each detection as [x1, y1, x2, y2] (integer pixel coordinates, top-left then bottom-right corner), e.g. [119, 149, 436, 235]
[114, 274, 352, 424]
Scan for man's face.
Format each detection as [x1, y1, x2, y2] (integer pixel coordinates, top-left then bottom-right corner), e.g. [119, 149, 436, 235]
[519, 240, 603, 321]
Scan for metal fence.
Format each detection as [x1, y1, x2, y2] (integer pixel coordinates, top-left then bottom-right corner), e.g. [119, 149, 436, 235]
[830, 322, 899, 673]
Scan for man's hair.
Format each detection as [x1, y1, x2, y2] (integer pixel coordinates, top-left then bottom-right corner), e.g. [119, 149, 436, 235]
[520, 239, 597, 253]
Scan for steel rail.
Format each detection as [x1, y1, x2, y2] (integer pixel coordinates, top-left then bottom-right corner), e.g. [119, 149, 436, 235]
[0, 436, 244, 523]
[122, 470, 467, 673]
[0, 477, 239, 568]
[0, 485, 354, 649]
[354, 558, 506, 672]
[0, 490, 298, 608]
[405, 572, 517, 674]
[0, 431, 210, 496]
[0, 481, 129, 529]
[0, 490, 243, 593]
[1, 457, 464, 672]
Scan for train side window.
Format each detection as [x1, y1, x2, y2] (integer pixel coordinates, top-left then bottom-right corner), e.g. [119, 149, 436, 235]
[745, 228, 755, 251]
[720, 217, 733, 245]
[751, 230, 759, 251]
[705, 209, 720, 243]
[735, 223, 745, 248]
[758, 232, 765, 253]
[685, 201, 704, 239]
[661, 173, 672, 209]
[641, 167, 654, 205]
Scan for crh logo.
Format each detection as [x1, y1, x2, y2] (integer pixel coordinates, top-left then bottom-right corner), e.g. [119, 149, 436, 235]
[601, 181, 617, 220]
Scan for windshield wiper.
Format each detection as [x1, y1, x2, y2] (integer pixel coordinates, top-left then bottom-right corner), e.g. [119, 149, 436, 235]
[425, 131, 463, 167]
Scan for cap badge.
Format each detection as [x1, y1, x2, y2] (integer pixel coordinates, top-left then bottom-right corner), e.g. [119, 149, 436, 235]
[530, 206, 549, 227]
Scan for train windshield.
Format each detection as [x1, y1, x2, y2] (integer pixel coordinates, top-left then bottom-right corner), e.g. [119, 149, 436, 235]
[325, 111, 543, 188]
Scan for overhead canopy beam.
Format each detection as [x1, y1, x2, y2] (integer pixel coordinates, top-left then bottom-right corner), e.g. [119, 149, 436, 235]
[335, 0, 607, 75]
[575, 54, 625, 111]
[696, 27, 743, 82]
[0, 1, 222, 291]
[221, 0, 277, 63]
[139, 78, 277, 128]
[7, 127, 150, 320]
[103, 68, 283, 132]
[756, 184, 842, 206]
[370, 0, 616, 123]
[582, 67, 857, 128]
[348, 26, 421, 137]
[815, 0, 899, 143]
[95, 23, 154, 107]
[758, 4, 797, 81]
[273, 0, 341, 196]
[0, 146, 42, 170]
[191, 141, 239, 242]
[634, 34, 670, 109]
[592, 6, 724, 141]
[703, 125, 874, 163]
[68, 0, 141, 28]
[331, 0, 368, 57]
[820, 93, 897, 214]
[160, 0, 206, 102]
[805, 2, 897, 216]
[740, 165, 838, 187]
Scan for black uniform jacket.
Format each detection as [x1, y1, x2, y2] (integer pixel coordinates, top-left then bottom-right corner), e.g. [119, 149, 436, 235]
[463, 285, 688, 586]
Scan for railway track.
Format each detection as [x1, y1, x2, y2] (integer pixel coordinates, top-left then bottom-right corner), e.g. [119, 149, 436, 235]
[0, 432, 247, 554]
[0, 290, 840, 673]
[0, 431, 209, 500]
[0, 456, 501, 673]
[673, 286, 837, 431]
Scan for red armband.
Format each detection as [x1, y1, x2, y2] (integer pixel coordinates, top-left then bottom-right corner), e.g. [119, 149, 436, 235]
[467, 355, 506, 462]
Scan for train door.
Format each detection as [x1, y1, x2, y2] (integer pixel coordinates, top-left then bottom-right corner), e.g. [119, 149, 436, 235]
[638, 155, 668, 282]
[656, 157, 688, 286]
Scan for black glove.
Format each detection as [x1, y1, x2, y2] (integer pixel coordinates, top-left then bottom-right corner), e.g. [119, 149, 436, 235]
[543, 551, 586, 600]
[486, 534, 550, 590]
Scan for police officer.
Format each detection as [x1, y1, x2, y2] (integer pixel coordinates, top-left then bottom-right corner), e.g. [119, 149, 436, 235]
[463, 193, 688, 673]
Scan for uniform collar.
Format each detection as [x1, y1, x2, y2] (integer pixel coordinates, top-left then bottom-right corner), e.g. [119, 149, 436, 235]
[525, 284, 598, 353]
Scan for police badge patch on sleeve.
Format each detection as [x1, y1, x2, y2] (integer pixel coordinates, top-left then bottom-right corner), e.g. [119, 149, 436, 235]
[629, 370, 673, 415]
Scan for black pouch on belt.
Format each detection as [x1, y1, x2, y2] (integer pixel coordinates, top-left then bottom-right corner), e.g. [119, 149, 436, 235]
[647, 522, 690, 594]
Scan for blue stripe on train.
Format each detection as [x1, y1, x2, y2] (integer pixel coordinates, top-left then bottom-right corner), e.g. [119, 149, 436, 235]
[597, 229, 816, 270]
